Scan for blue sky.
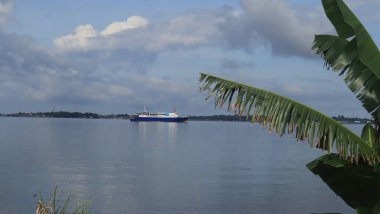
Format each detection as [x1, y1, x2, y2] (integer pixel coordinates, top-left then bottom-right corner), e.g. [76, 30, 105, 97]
[1, 0, 380, 117]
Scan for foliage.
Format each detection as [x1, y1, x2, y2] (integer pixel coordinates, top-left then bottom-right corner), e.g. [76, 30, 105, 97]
[36, 186, 91, 214]
[199, 0, 380, 212]
[312, 0, 380, 121]
[307, 154, 380, 209]
[199, 73, 378, 163]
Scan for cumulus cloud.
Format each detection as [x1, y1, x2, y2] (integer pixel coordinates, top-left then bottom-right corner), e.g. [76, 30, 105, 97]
[1, 0, 377, 115]
[0, 31, 142, 111]
[55, 0, 327, 58]
[54, 11, 223, 53]
[100, 16, 149, 36]
[0, 32, 59, 102]
[0, 28, 196, 113]
[54, 16, 151, 52]
[147, 10, 223, 50]
[54, 24, 98, 52]
[218, 0, 327, 57]
[0, 0, 13, 27]
[1, 1, 329, 113]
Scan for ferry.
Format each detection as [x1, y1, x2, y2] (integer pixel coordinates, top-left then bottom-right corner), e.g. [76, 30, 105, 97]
[130, 108, 189, 122]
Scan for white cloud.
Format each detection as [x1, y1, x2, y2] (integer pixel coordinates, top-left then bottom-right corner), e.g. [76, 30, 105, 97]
[0, 0, 13, 27]
[218, 0, 327, 57]
[54, 12, 223, 53]
[100, 16, 149, 36]
[45, 3, 344, 113]
[54, 16, 152, 52]
[1, 0, 378, 116]
[53, 24, 98, 52]
[54, 1, 328, 58]
[147, 11, 223, 50]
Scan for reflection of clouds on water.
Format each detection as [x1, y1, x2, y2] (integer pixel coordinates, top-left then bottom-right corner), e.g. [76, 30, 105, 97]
[167, 122, 178, 143]
[138, 122, 149, 144]
[0, 119, 353, 213]
[22, 118, 141, 213]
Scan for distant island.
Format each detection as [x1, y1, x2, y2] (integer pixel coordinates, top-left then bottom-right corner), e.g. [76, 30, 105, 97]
[190, 114, 373, 124]
[0, 111, 130, 119]
[0, 111, 372, 124]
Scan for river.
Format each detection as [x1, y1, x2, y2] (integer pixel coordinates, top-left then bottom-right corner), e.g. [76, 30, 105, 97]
[0, 118, 355, 213]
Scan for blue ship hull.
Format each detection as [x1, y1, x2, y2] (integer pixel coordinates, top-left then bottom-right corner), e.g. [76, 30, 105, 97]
[130, 116, 188, 122]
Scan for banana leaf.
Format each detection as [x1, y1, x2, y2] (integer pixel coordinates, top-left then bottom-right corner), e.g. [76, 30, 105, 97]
[313, 0, 380, 119]
[307, 154, 380, 210]
[199, 73, 379, 164]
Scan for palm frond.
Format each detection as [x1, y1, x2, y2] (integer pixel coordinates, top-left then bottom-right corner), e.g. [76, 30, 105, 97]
[199, 73, 379, 164]
[313, 0, 380, 119]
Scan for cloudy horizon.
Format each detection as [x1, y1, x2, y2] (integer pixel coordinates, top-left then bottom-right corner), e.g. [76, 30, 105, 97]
[0, 0, 379, 117]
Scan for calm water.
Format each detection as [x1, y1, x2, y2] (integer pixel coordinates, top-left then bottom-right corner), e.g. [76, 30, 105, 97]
[0, 118, 355, 213]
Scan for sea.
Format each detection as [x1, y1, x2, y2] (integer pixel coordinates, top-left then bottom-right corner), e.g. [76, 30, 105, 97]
[0, 118, 356, 213]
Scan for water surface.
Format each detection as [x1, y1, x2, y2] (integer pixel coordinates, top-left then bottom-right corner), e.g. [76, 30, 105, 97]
[0, 118, 355, 213]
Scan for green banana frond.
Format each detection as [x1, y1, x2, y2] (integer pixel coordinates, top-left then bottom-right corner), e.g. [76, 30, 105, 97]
[199, 73, 379, 164]
[313, 0, 380, 118]
[307, 154, 380, 209]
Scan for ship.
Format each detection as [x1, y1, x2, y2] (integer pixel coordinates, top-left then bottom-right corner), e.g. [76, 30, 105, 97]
[130, 108, 189, 122]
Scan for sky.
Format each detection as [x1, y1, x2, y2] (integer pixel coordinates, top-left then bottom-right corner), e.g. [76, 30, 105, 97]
[0, 0, 380, 117]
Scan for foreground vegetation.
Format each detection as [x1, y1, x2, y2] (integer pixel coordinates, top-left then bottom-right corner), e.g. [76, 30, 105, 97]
[36, 186, 91, 214]
[199, 0, 380, 213]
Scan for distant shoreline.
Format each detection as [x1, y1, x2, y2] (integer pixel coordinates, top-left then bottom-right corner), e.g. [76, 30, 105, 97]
[0, 111, 372, 124]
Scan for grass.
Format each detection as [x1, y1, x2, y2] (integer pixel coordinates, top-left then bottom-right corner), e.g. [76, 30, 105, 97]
[36, 186, 91, 214]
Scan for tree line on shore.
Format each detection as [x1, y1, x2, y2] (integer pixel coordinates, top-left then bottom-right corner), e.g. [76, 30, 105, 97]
[0, 111, 372, 124]
[0, 111, 130, 119]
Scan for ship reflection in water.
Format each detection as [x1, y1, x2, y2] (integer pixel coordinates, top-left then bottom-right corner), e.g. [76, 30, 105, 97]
[136, 121, 183, 144]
